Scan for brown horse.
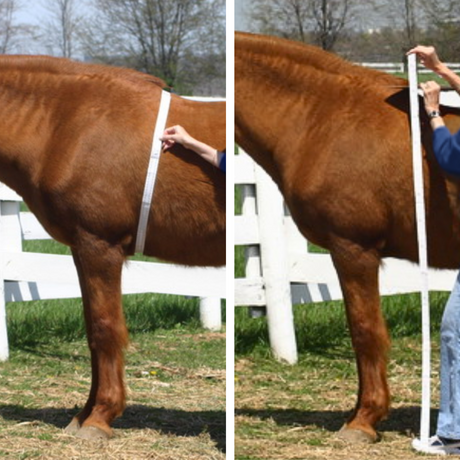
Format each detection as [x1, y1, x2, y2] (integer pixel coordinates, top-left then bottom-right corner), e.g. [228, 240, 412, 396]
[0, 55, 225, 439]
[235, 32, 460, 442]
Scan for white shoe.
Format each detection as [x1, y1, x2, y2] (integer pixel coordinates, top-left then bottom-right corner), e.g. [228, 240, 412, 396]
[413, 435, 460, 455]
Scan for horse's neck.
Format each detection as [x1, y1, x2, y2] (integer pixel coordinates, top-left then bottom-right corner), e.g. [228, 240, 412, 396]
[0, 75, 53, 198]
[235, 53, 309, 187]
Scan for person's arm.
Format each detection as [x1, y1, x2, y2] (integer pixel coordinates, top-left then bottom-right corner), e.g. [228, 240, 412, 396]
[218, 151, 226, 173]
[408, 46, 460, 174]
[180, 136, 220, 168]
[160, 125, 220, 167]
[408, 45, 460, 96]
[419, 80, 460, 174]
[432, 127, 460, 175]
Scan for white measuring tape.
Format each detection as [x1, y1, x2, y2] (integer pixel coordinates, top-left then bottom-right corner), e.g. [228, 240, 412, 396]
[135, 90, 172, 254]
[408, 53, 431, 446]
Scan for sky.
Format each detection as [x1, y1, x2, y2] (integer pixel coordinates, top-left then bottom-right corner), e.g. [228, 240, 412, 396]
[235, 0, 250, 32]
[16, 3, 49, 26]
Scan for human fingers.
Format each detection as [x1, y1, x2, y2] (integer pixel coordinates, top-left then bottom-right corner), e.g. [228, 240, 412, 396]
[421, 80, 441, 92]
[420, 81, 441, 112]
[161, 139, 175, 149]
[162, 125, 179, 136]
[407, 45, 431, 55]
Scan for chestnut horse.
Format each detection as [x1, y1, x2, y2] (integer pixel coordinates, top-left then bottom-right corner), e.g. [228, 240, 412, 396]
[0, 55, 225, 439]
[235, 32, 460, 442]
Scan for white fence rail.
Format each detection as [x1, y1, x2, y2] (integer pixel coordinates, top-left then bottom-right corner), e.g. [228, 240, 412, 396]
[235, 149, 457, 364]
[358, 62, 460, 74]
[0, 183, 226, 361]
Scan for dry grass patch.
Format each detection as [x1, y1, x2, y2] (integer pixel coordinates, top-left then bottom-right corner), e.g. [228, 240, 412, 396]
[0, 329, 225, 459]
[235, 337, 440, 460]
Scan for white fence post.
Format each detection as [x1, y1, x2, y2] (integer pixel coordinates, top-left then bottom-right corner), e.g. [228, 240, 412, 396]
[242, 181, 264, 317]
[255, 165, 298, 364]
[199, 297, 222, 331]
[0, 199, 22, 361]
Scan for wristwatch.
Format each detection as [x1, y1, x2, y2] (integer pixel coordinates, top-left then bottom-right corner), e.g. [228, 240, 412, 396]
[428, 110, 442, 119]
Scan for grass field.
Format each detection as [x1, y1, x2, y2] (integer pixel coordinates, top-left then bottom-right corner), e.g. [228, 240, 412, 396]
[0, 239, 226, 459]
[235, 274, 448, 460]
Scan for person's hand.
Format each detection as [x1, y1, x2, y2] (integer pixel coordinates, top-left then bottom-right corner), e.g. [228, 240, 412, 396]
[407, 45, 443, 73]
[420, 80, 441, 114]
[160, 125, 194, 150]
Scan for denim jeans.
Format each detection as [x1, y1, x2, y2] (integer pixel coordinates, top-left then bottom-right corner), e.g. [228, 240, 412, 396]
[437, 271, 460, 439]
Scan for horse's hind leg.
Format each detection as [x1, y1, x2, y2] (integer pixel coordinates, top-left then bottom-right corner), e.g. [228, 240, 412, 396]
[331, 241, 390, 443]
[65, 236, 128, 440]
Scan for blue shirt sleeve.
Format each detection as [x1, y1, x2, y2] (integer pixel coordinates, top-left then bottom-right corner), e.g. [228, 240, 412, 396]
[219, 151, 226, 173]
[433, 126, 460, 175]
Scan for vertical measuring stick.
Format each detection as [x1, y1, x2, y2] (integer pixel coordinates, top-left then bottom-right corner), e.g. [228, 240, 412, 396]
[408, 53, 431, 446]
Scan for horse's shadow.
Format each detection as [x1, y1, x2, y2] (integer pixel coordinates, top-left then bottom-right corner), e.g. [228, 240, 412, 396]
[0, 404, 226, 452]
[235, 406, 438, 439]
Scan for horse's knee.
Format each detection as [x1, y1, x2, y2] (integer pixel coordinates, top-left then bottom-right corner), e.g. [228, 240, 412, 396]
[90, 317, 128, 353]
[350, 320, 390, 362]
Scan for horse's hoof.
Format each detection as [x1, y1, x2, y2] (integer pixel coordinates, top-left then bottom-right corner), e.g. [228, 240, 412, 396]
[337, 425, 378, 444]
[64, 418, 81, 435]
[75, 426, 111, 441]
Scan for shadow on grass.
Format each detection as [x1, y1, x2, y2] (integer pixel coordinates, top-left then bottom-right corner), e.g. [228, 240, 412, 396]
[0, 404, 226, 452]
[236, 406, 438, 439]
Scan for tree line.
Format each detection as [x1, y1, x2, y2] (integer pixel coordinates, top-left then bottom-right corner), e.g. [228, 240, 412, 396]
[248, 0, 460, 63]
[0, 0, 225, 96]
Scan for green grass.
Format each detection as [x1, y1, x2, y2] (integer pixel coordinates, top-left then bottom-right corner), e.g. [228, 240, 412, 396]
[395, 71, 448, 85]
[7, 293, 203, 349]
[235, 291, 447, 359]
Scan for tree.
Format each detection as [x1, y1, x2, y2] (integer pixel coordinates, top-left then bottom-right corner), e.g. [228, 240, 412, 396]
[42, 0, 83, 58]
[310, 0, 352, 50]
[420, 0, 460, 61]
[0, 0, 22, 53]
[82, 0, 225, 93]
[381, 0, 425, 54]
[402, 0, 421, 48]
[249, 0, 355, 51]
[250, 0, 310, 41]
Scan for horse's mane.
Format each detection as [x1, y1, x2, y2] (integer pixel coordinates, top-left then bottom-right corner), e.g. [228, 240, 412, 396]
[236, 32, 407, 89]
[0, 54, 167, 90]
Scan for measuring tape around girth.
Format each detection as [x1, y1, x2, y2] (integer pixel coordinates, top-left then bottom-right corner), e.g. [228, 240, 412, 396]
[408, 53, 431, 447]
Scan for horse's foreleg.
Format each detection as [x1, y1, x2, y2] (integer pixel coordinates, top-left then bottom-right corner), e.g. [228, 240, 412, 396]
[331, 242, 390, 443]
[65, 238, 128, 440]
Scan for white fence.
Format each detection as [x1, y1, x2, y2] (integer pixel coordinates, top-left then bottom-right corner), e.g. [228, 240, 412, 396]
[359, 62, 460, 74]
[0, 184, 226, 361]
[235, 149, 457, 364]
